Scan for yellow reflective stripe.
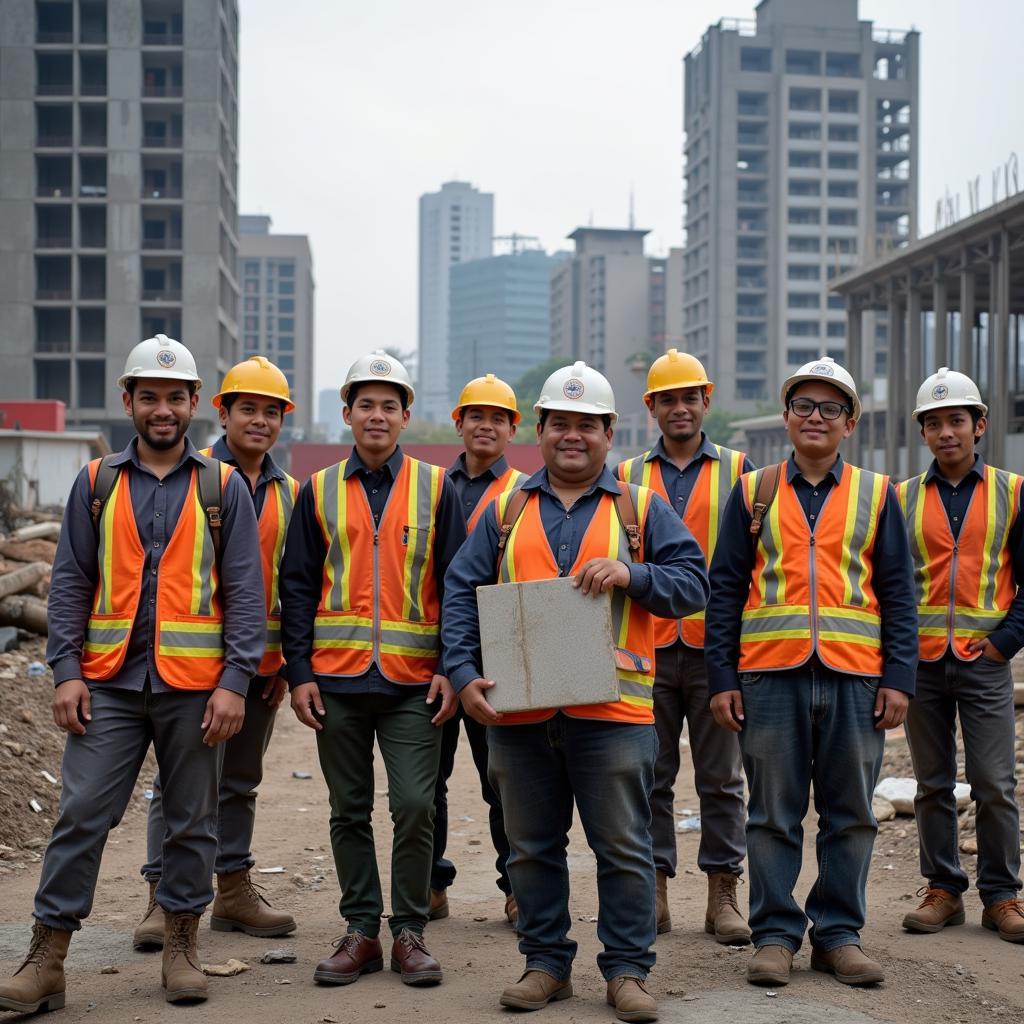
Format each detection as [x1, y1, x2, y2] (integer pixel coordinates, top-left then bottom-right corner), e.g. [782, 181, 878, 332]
[97, 472, 120, 614]
[818, 605, 880, 624]
[267, 479, 288, 615]
[620, 694, 655, 709]
[158, 645, 224, 658]
[912, 476, 931, 605]
[742, 628, 809, 641]
[707, 450, 722, 554]
[758, 478, 786, 604]
[379, 618, 439, 634]
[838, 469, 860, 605]
[742, 603, 811, 619]
[188, 488, 205, 615]
[400, 463, 420, 620]
[818, 631, 882, 646]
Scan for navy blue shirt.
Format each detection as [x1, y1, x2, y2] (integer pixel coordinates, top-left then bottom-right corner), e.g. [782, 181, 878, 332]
[47, 438, 265, 695]
[705, 453, 918, 696]
[642, 434, 756, 514]
[442, 466, 711, 693]
[923, 455, 1024, 659]
[279, 446, 466, 697]
[210, 435, 288, 518]
[447, 453, 512, 524]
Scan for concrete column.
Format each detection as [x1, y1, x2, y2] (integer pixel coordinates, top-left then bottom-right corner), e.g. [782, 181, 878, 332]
[990, 230, 1010, 466]
[959, 262, 975, 376]
[933, 265, 948, 368]
[886, 295, 904, 476]
[906, 287, 923, 476]
[846, 304, 863, 464]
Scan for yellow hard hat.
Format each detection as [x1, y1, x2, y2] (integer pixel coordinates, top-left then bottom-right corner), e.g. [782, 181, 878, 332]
[212, 355, 294, 413]
[451, 373, 521, 424]
[644, 349, 713, 402]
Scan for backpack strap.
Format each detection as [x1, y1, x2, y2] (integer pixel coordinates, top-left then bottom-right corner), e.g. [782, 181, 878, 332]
[89, 454, 122, 538]
[195, 455, 225, 565]
[495, 488, 531, 575]
[750, 463, 783, 537]
[613, 481, 642, 563]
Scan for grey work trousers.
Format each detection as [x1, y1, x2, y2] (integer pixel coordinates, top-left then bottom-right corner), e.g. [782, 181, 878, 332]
[143, 677, 277, 879]
[34, 685, 222, 931]
[906, 651, 1022, 906]
[649, 639, 746, 877]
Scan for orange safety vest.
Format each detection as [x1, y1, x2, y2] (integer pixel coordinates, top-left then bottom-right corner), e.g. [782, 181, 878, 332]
[466, 465, 527, 533]
[80, 457, 234, 690]
[618, 444, 746, 648]
[739, 462, 888, 677]
[897, 465, 1022, 662]
[494, 485, 657, 726]
[200, 447, 298, 676]
[311, 455, 445, 683]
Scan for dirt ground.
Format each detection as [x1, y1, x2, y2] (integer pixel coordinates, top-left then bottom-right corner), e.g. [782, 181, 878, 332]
[2, 677, 1024, 1024]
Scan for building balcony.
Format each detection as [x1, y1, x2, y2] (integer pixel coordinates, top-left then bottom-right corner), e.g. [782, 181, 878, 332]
[143, 32, 184, 45]
[36, 135, 72, 148]
[35, 236, 72, 249]
[141, 236, 183, 251]
[36, 83, 73, 97]
[142, 134, 183, 149]
[80, 132, 107, 148]
[141, 288, 182, 302]
[142, 84, 183, 98]
[36, 31, 73, 44]
[36, 288, 72, 301]
[79, 184, 107, 198]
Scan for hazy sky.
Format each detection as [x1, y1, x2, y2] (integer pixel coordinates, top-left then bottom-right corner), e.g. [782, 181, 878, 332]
[237, 0, 1024, 397]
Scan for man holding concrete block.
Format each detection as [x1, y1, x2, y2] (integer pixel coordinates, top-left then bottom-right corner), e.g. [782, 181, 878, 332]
[442, 361, 709, 1022]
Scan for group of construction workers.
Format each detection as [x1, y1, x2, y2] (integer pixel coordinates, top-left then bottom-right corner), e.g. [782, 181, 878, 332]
[0, 333, 1022, 1024]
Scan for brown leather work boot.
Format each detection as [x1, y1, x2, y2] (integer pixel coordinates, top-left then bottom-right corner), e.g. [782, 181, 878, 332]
[705, 872, 751, 945]
[606, 976, 658, 1023]
[133, 880, 167, 951]
[504, 894, 519, 930]
[499, 970, 572, 1011]
[210, 868, 296, 937]
[902, 886, 966, 933]
[982, 898, 1024, 942]
[746, 944, 793, 986]
[313, 932, 384, 985]
[0, 922, 72, 1014]
[810, 944, 884, 985]
[161, 913, 207, 1003]
[428, 888, 449, 921]
[390, 928, 442, 985]
[655, 870, 671, 935]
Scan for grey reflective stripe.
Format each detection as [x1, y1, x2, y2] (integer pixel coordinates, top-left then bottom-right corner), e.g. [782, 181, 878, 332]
[194, 480, 217, 617]
[617, 676, 653, 699]
[320, 463, 347, 611]
[955, 608, 1008, 629]
[313, 620, 373, 644]
[623, 454, 647, 485]
[86, 625, 129, 645]
[844, 468, 883, 605]
[278, 476, 296, 522]
[380, 627, 439, 653]
[817, 614, 881, 640]
[740, 609, 808, 636]
[754, 470, 784, 605]
[610, 487, 643, 654]
[266, 619, 281, 644]
[404, 460, 438, 624]
[980, 468, 1014, 610]
[917, 610, 948, 630]
[158, 628, 223, 651]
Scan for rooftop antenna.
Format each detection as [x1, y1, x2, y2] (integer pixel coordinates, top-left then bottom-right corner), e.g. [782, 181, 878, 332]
[628, 184, 635, 229]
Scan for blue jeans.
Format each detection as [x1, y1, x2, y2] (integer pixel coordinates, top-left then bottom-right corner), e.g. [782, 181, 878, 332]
[738, 665, 885, 953]
[487, 714, 657, 982]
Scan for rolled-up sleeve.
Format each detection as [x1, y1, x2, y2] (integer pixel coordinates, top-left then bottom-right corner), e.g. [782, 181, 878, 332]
[873, 485, 918, 695]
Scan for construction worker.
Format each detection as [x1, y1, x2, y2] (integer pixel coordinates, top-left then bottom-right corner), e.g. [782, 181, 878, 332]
[898, 368, 1024, 942]
[0, 335, 264, 1013]
[430, 374, 525, 926]
[279, 350, 465, 987]
[133, 356, 299, 951]
[617, 350, 754, 943]
[705, 356, 918, 988]
[442, 361, 709, 1023]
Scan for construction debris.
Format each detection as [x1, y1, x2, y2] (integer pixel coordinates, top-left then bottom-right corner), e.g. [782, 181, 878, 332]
[202, 959, 249, 977]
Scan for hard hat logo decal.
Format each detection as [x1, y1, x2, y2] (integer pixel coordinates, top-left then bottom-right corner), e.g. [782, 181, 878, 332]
[369, 359, 391, 376]
[563, 378, 585, 400]
[810, 363, 834, 377]
[156, 350, 177, 368]
[931, 384, 950, 401]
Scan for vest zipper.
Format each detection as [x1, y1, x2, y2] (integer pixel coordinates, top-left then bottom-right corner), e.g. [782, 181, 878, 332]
[372, 530, 381, 662]
[948, 541, 959, 646]
[808, 534, 818, 654]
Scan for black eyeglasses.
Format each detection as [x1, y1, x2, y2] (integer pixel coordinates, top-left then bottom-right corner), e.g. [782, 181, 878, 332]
[787, 397, 850, 421]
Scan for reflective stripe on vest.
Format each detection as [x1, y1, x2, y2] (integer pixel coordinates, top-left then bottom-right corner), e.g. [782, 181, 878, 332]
[494, 485, 656, 726]
[897, 465, 1021, 661]
[466, 466, 526, 533]
[619, 445, 745, 649]
[81, 458, 232, 689]
[311, 456, 444, 683]
[739, 462, 887, 676]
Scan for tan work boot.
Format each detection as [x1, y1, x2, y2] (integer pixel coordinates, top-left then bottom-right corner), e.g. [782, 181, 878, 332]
[161, 913, 208, 1004]
[746, 944, 793, 986]
[0, 922, 72, 1014]
[655, 870, 671, 935]
[504, 894, 519, 930]
[428, 888, 449, 921]
[982, 898, 1024, 942]
[133, 880, 167, 950]
[210, 868, 296, 937]
[606, 976, 658, 1023]
[499, 970, 572, 1011]
[704, 872, 751, 945]
[902, 886, 965, 933]
[810, 944, 884, 985]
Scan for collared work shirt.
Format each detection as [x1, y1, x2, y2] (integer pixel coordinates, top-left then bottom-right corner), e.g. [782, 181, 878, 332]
[209, 435, 289, 518]
[447, 452, 511, 524]
[644, 434, 756, 514]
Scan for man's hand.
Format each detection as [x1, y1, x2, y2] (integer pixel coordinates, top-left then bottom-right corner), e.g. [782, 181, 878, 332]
[427, 674, 458, 726]
[53, 678, 92, 735]
[966, 637, 1007, 662]
[710, 690, 745, 733]
[574, 557, 631, 597]
[202, 688, 245, 746]
[291, 681, 325, 731]
[459, 678, 502, 726]
[261, 674, 289, 709]
[874, 687, 909, 730]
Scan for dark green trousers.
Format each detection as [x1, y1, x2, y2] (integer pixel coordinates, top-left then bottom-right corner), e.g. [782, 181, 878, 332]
[316, 691, 442, 937]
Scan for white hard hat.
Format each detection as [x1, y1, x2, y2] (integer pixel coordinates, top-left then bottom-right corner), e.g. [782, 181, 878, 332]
[782, 355, 861, 421]
[913, 366, 987, 419]
[340, 349, 415, 406]
[534, 360, 618, 424]
[117, 334, 202, 390]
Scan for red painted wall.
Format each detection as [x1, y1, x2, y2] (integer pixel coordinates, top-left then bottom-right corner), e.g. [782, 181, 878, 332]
[0, 401, 66, 432]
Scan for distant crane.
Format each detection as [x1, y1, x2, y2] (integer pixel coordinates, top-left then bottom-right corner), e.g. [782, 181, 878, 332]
[493, 233, 542, 255]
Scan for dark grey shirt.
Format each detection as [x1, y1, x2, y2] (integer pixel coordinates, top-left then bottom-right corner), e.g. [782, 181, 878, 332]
[47, 437, 265, 695]
[209, 435, 288, 518]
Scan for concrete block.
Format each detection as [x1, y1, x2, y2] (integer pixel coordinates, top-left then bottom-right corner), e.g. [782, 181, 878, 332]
[477, 576, 620, 713]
